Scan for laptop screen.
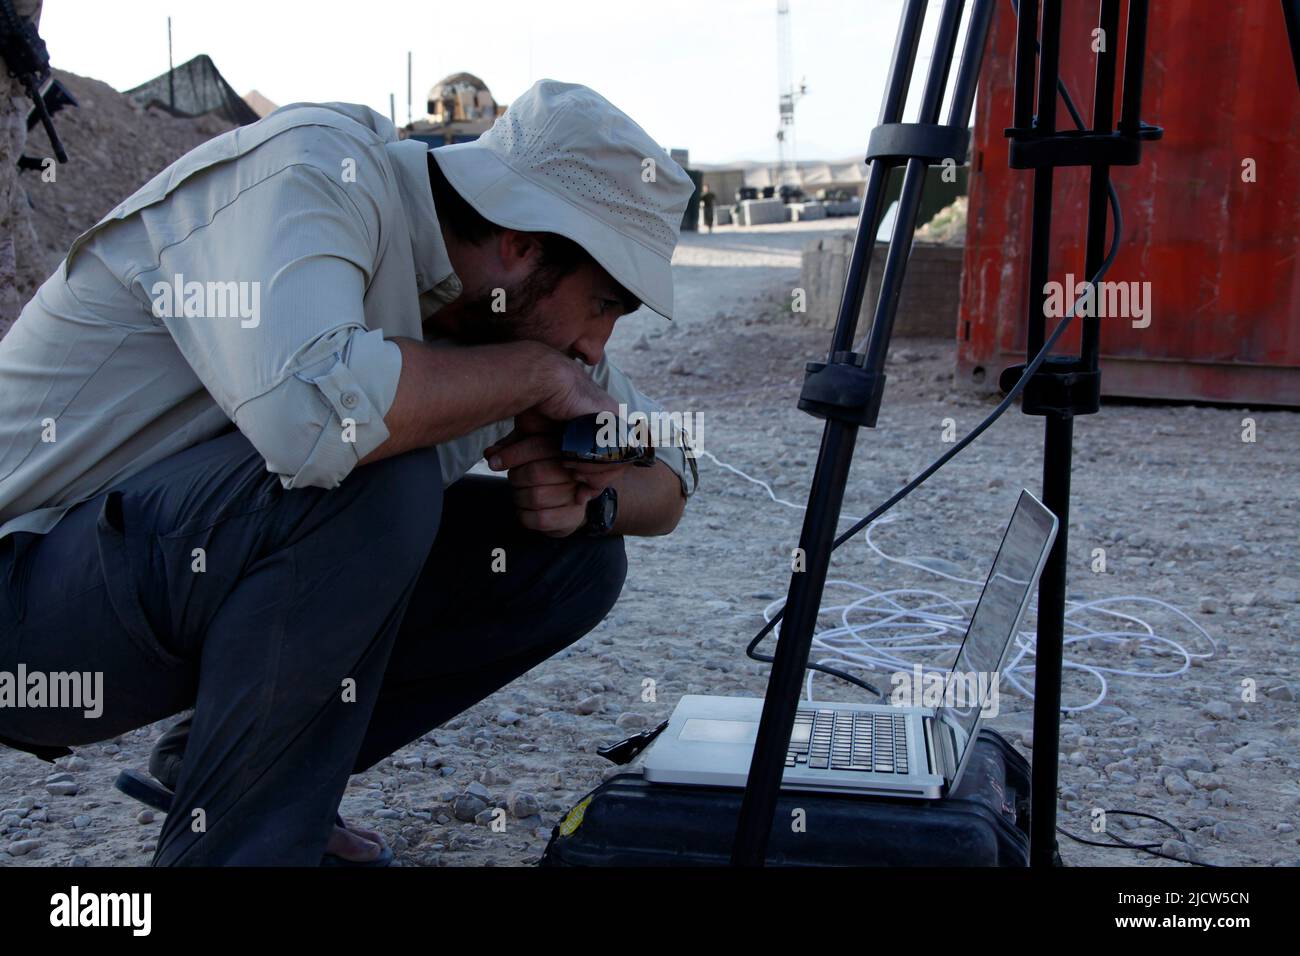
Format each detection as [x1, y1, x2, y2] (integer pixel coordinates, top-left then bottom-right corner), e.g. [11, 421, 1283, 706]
[937, 491, 1057, 761]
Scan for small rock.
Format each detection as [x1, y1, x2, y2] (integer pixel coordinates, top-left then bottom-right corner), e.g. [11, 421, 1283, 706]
[1186, 770, 1225, 790]
[136, 810, 155, 825]
[614, 712, 649, 731]
[451, 794, 488, 823]
[1266, 684, 1296, 702]
[506, 791, 541, 819]
[1168, 753, 1215, 773]
[5, 839, 41, 857]
[64, 755, 90, 772]
[1164, 775, 1194, 796]
[480, 767, 510, 786]
[45, 781, 78, 797]
[496, 709, 523, 726]
[72, 815, 92, 829]
[16, 796, 36, 811]
[1212, 820, 1257, 841]
[1200, 701, 1234, 721]
[576, 694, 605, 715]
[1233, 740, 1271, 760]
[464, 781, 491, 801]
[1198, 597, 1222, 615]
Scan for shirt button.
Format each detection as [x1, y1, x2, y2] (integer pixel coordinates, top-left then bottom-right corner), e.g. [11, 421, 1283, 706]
[340, 391, 359, 409]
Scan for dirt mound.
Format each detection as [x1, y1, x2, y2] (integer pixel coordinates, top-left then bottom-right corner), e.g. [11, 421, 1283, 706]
[16, 68, 234, 303]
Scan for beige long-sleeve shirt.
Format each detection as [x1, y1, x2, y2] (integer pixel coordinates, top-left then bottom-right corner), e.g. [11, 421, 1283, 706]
[0, 102, 690, 539]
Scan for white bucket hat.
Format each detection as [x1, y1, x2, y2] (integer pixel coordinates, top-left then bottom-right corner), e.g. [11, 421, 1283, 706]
[430, 79, 695, 319]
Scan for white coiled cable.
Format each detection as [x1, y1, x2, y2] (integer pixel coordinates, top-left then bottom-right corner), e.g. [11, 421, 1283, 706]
[699, 449, 1217, 712]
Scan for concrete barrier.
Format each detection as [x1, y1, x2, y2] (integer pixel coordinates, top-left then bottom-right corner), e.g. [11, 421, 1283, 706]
[789, 202, 827, 222]
[737, 198, 786, 226]
[799, 235, 963, 338]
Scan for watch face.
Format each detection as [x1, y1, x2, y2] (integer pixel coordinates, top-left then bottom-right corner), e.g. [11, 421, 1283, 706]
[588, 487, 617, 534]
[599, 489, 617, 527]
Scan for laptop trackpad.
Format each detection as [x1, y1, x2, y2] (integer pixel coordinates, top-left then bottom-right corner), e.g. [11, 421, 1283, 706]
[680, 718, 759, 744]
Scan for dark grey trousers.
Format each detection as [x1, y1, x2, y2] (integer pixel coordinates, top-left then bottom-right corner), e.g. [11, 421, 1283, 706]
[0, 429, 626, 865]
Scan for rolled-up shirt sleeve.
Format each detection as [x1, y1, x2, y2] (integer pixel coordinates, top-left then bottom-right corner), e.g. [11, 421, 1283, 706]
[235, 324, 400, 487]
[138, 163, 400, 489]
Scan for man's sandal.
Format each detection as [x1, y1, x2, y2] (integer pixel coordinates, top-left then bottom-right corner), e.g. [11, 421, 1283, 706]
[113, 769, 394, 867]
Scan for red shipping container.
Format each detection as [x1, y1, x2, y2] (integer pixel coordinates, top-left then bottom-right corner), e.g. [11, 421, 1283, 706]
[957, 0, 1300, 405]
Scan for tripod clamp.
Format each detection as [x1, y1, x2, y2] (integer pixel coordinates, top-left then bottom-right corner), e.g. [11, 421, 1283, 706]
[866, 122, 971, 167]
[1000, 356, 1099, 418]
[1004, 121, 1162, 169]
[798, 352, 886, 427]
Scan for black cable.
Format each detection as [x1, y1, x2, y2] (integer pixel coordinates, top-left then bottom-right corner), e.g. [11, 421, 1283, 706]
[1057, 809, 1218, 867]
[746, 27, 1123, 694]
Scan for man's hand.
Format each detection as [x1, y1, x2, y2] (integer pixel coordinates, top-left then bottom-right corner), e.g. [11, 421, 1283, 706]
[532, 360, 621, 424]
[485, 416, 622, 537]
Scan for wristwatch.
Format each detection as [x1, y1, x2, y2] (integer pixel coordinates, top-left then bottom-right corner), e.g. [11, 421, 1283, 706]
[582, 487, 618, 536]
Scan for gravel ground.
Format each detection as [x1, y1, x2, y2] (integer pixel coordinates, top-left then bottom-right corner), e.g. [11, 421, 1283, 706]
[2, 217, 1296, 868]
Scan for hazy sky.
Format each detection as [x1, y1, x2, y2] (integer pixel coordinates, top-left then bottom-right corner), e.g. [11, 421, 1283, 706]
[40, 0, 972, 165]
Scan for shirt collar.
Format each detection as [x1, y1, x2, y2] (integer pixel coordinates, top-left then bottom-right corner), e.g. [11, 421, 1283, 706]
[384, 139, 462, 303]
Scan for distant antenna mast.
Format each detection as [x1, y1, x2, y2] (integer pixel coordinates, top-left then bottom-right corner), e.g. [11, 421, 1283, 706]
[389, 92, 396, 126]
[406, 51, 412, 126]
[775, 0, 807, 191]
[167, 16, 175, 110]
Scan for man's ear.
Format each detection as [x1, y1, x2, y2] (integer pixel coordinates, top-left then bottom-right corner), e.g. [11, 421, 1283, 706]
[495, 229, 542, 277]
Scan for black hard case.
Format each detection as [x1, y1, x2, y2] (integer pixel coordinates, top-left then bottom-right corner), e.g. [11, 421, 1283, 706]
[541, 729, 1030, 867]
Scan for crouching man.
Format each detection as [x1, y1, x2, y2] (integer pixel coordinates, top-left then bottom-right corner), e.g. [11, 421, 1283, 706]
[0, 80, 697, 865]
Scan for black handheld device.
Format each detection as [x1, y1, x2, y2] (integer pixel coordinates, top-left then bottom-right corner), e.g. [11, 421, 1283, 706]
[560, 412, 656, 467]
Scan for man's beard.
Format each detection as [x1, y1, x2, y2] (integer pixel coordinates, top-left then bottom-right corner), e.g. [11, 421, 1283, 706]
[439, 268, 561, 346]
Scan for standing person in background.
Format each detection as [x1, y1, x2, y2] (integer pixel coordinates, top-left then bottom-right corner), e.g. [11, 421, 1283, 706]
[699, 182, 716, 234]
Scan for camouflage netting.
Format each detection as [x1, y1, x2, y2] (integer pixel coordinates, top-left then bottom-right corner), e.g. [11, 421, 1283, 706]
[124, 53, 258, 126]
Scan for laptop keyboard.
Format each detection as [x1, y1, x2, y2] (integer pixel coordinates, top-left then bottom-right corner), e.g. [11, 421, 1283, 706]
[785, 709, 910, 774]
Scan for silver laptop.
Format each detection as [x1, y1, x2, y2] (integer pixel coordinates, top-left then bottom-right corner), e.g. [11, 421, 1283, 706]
[641, 490, 1058, 799]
